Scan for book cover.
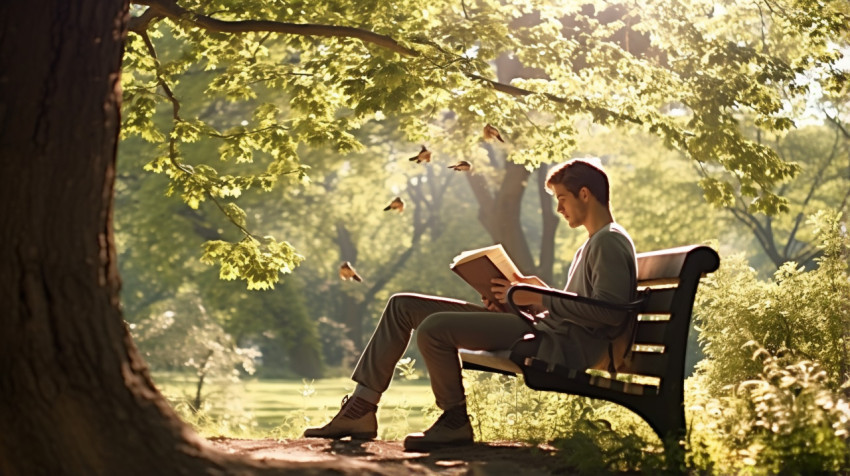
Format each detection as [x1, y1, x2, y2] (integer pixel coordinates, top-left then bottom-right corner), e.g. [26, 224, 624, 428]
[450, 244, 520, 310]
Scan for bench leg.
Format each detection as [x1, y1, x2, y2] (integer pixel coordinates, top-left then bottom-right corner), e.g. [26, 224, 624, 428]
[637, 401, 686, 470]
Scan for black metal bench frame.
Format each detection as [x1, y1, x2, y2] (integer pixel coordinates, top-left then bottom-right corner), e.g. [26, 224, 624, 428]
[459, 245, 720, 448]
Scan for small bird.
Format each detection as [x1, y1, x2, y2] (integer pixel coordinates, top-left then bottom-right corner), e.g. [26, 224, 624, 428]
[383, 196, 405, 213]
[339, 261, 363, 282]
[408, 145, 432, 164]
[482, 123, 505, 143]
[448, 160, 472, 172]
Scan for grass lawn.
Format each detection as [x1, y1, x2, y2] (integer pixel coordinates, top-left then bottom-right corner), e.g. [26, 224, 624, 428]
[153, 373, 437, 440]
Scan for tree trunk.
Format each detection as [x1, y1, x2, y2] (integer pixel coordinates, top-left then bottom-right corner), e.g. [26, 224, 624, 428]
[466, 160, 538, 274]
[495, 163, 536, 273]
[334, 222, 363, 346]
[536, 164, 559, 283]
[0, 2, 351, 474]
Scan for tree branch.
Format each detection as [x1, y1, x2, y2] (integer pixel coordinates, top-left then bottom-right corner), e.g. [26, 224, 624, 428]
[726, 204, 782, 266]
[134, 0, 416, 56]
[825, 111, 850, 139]
[784, 132, 838, 257]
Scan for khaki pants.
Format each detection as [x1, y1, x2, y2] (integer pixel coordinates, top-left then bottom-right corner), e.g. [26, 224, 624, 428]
[351, 293, 534, 410]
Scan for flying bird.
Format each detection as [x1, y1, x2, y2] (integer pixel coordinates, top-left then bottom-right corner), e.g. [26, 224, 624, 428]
[383, 196, 405, 213]
[339, 261, 363, 282]
[447, 160, 472, 172]
[408, 145, 432, 164]
[482, 123, 505, 143]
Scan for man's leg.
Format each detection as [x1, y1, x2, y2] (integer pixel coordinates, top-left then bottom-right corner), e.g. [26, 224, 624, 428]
[304, 292, 486, 439]
[416, 311, 532, 409]
[404, 311, 533, 450]
[351, 293, 487, 395]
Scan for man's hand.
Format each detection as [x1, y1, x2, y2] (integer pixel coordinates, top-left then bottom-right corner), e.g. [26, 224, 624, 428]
[480, 296, 502, 312]
[490, 273, 548, 307]
[512, 273, 548, 287]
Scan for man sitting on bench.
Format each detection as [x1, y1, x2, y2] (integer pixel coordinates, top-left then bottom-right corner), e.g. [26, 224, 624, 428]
[303, 158, 637, 451]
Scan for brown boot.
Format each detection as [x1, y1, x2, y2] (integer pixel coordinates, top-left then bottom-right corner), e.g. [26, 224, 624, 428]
[303, 395, 378, 440]
[403, 405, 474, 451]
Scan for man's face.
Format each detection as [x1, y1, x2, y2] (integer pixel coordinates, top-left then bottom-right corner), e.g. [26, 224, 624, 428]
[552, 183, 588, 229]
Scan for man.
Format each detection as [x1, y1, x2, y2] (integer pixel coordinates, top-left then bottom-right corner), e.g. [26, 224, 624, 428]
[304, 158, 637, 451]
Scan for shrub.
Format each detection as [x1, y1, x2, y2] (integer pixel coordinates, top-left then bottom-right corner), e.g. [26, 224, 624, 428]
[688, 347, 850, 474]
[686, 210, 850, 473]
[694, 210, 850, 393]
[317, 316, 358, 369]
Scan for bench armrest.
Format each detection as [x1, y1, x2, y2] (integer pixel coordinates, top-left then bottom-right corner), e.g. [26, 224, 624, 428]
[505, 283, 643, 321]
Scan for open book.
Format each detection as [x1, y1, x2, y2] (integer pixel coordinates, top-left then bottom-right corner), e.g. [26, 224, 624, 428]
[450, 244, 522, 311]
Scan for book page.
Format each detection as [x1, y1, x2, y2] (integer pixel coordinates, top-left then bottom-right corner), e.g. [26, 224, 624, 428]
[452, 244, 519, 277]
[450, 244, 503, 267]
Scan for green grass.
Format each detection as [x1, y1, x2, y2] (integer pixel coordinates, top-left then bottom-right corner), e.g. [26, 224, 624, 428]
[153, 373, 437, 439]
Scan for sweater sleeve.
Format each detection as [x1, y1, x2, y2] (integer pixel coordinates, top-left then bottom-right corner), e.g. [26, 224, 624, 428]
[541, 230, 636, 331]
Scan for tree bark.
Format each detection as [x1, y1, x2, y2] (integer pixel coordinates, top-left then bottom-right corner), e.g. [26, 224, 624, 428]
[536, 164, 559, 283]
[0, 2, 359, 474]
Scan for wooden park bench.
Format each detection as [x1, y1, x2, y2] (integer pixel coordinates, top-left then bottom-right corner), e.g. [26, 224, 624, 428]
[459, 244, 720, 448]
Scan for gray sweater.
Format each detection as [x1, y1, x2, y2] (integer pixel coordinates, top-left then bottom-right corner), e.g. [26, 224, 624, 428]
[533, 222, 637, 370]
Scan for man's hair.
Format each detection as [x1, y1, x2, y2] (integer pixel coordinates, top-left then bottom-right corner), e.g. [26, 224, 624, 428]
[545, 158, 610, 206]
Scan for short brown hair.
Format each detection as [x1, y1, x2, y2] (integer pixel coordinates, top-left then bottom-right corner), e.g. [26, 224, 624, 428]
[545, 158, 610, 205]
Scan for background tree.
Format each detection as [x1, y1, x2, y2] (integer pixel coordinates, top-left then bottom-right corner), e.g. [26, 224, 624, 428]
[720, 121, 850, 271]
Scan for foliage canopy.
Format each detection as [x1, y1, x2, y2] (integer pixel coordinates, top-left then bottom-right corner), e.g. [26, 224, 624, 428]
[122, 0, 849, 287]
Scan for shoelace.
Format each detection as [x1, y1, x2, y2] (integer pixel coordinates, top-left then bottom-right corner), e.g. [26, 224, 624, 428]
[339, 394, 377, 419]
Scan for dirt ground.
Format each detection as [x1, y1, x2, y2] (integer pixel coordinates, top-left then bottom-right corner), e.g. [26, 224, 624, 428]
[207, 437, 573, 475]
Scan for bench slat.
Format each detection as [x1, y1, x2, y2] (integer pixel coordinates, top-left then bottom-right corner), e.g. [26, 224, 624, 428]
[588, 374, 660, 396]
[634, 320, 668, 346]
[621, 350, 668, 377]
[639, 288, 676, 314]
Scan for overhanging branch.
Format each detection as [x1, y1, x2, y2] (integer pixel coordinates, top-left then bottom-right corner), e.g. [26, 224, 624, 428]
[133, 0, 416, 56]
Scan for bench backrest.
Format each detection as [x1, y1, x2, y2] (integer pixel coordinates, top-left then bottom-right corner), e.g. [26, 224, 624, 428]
[609, 245, 719, 384]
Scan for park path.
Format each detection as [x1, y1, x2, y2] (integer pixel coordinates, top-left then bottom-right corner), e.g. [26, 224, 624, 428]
[207, 437, 569, 475]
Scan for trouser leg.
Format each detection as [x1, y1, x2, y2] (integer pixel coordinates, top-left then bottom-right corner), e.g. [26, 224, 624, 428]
[416, 311, 533, 409]
[351, 293, 487, 394]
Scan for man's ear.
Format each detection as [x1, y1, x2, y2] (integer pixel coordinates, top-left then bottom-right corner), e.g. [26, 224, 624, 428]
[578, 186, 591, 202]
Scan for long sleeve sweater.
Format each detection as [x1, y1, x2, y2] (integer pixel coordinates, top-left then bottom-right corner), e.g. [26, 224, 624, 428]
[532, 222, 637, 369]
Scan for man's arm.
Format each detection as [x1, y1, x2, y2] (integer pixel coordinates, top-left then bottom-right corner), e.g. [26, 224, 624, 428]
[491, 273, 547, 312]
